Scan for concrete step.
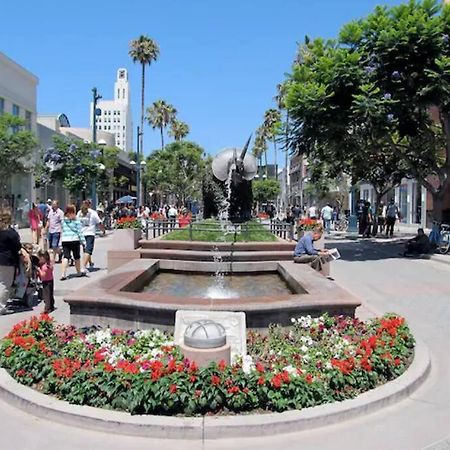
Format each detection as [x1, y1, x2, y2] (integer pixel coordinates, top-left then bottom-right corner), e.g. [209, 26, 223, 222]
[139, 249, 294, 262]
[139, 239, 295, 252]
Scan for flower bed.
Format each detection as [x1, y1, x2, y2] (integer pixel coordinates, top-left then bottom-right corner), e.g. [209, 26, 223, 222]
[0, 314, 414, 416]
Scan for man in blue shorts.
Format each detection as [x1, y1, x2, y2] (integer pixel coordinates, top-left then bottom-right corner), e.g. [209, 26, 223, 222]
[45, 200, 64, 263]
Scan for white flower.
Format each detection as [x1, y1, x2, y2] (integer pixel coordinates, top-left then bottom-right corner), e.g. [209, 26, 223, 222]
[300, 345, 308, 353]
[325, 362, 333, 370]
[242, 354, 255, 374]
[283, 365, 298, 377]
[86, 328, 112, 345]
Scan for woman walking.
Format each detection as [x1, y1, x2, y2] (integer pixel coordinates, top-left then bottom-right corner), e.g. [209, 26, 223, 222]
[0, 209, 21, 314]
[60, 205, 86, 281]
[28, 203, 43, 245]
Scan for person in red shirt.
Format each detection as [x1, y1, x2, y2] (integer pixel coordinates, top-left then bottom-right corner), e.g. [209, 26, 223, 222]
[28, 203, 43, 245]
[37, 250, 54, 313]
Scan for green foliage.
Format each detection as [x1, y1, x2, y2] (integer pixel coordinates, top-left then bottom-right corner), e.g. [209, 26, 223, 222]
[286, 0, 450, 218]
[168, 119, 190, 141]
[35, 136, 119, 196]
[146, 100, 177, 149]
[0, 114, 37, 194]
[144, 141, 205, 203]
[0, 314, 414, 416]
[253, 178, 281, 203]
[129, 35, 160, 66]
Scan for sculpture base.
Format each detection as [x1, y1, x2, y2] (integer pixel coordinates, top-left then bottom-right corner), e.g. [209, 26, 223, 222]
[180, 343, 231, 368]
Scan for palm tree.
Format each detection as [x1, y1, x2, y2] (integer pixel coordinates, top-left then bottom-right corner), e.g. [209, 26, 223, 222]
[146, 100, 177, 150]
[252, 126, 268, 177]
[129, 35, 159, 204]
[168, 119, 190, 141]
[263, 108, 281, 180]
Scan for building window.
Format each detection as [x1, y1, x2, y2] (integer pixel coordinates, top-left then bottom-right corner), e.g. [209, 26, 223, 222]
[117, 111, 120, 116]
[12, 104, 20, 116]
[25, 111, 32, 131]
[0, 98, 4, 115]
[123, 126, 125, 130]
[117, 89, 120, 99]
[108, 125, 111, 130]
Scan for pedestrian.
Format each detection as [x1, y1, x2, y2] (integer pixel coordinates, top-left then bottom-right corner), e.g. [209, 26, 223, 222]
[60, 204, 86, 281]
[385, 198, 399, 238]
[293, 226, 330, 273]
[28, 202, 43, 245]
[321, 203, 333, 234]
[36, 250, 54, 313]
[378, 201, 386, 234]
[168, 204, 177, 228]
[77, 200, 102, 273]
[45, 200, 64, 264]
[308, 204, 317, 220]
[361, 201, 373, 238]
[0, 208, 21, 315]
[403, 228, 431, 257]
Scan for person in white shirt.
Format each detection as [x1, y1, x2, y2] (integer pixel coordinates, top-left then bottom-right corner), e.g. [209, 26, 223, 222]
[321, 203, 333, 234]
[76, 200, 103, 273]
[308, 205, 317, 219]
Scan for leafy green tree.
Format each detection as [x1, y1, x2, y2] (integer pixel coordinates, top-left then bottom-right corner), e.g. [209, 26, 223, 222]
[286, 0, 450, 221]
[252, 126, 268, 177]
[0, 114, 37, 197]
[253, 178, 281, 204]
[129, 35, 160, 156]
[168, 119, 190, 141]
[143, 141, 205, 204]
[146, 100, 177, 150]
[36, 136, 119, 199]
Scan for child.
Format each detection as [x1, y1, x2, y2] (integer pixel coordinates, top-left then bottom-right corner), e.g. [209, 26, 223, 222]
[37, 250, 54, 313]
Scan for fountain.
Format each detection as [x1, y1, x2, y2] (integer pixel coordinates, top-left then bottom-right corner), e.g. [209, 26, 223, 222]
[65, 138, 361, 331]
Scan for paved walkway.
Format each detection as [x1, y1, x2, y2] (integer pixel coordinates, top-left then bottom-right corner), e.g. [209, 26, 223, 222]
[0, 233, 450, 449]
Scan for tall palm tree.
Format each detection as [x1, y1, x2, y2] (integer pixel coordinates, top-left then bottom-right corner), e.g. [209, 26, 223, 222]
[252, 126, 268, 177]
[129, 35, 159, 204]
[146, 100, 177, 150]
[263, 108, 281, 180]
[274, 81, 291, 209]
[168, 119, 190, 141]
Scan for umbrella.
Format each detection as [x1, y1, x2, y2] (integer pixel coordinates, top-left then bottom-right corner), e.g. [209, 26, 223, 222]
[115, 195, 137, 205]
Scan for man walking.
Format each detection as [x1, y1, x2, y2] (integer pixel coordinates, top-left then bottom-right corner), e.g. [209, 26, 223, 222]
[45, 200, 64, 263]
[385, 198, 399, 238]
[321, 203, 333, 234]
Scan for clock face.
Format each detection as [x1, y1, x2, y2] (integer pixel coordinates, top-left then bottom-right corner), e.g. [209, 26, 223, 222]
[119, 69, 126, 79]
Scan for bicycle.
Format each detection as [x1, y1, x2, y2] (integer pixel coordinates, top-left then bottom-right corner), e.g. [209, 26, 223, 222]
[439, 223, 450, 254]
[334, 217, 348, 232]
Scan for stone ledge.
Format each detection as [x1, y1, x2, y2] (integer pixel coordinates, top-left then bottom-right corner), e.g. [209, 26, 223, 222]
[0, 339, 430, 439]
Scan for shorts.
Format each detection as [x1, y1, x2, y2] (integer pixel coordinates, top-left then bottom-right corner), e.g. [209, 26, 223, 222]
[84, 235, 95, 255]
[48, 232, 61, 249]
[62, 241, 81, 261]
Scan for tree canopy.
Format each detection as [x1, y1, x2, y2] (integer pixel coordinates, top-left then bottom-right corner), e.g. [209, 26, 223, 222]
[252, 178, 281, 204]
[285, 0, 450, 219]
[144, 141, 205, 204]
[0, 114, 37, 196]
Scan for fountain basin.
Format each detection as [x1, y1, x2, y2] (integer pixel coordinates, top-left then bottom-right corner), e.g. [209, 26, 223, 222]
[64, 259, 361, 330]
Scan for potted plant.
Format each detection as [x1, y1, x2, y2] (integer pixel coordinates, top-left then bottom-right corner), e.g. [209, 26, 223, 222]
[114, 217, 142, 250]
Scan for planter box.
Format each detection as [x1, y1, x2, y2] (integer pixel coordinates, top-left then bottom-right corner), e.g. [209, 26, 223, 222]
[113, 228, 142, 250]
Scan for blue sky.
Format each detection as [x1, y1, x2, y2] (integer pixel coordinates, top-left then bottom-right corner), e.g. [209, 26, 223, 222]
[1, 0, 403, 161]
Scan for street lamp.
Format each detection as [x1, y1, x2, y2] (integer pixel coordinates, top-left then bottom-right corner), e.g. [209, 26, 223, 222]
[91, 87, 102, 208]
[130, 159, 146, 205]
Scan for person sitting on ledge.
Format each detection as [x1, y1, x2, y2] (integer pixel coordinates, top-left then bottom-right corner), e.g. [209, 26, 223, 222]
[403, 228, 431, 257]
[293, 226, 330, 272]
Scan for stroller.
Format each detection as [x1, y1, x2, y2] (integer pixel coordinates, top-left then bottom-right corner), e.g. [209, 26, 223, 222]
[12, 244, 41, 308]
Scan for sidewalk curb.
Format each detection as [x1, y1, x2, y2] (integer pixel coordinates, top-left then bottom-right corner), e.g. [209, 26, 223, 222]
[0, 339, 431, 439]
[429, 254, 450, 267]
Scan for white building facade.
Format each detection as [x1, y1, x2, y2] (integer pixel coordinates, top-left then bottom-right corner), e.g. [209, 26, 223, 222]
[0, 52, 39, 224]
[91, 68, 133, 152]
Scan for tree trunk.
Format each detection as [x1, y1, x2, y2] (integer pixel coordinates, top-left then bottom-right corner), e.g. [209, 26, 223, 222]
[264, 150, 268, 178]
[140, 63, 145, 206]
[273, 138, 278, 181]
[160, 127, 164, 150]
[372, 191, 382, 236]
[432, 192, 444, 222]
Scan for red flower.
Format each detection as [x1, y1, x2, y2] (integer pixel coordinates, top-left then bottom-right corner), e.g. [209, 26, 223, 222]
[195, 390, 202, 398]
[271, 374, 282, 389]
[93, 349, 106, 364]
[189, 361, 198, 373]
[227, 386, 240, 394]
[255, 362, 265, 373]
[305, 374, 313, 384]
[211, 375, 221, 386]
[280, 371, 291, 383]
[169, 384, 178, 394]
[331, 357, 354, 375]
[4, 347, 12, 357]
[15, 369, 26, 377]
[189, 375, 197, 383]
[243, 387, 250, 394]
[257, 376, 265, 386]
[104, 362, 115, 373]
[394, 358, 401, 366]
[360, 358, 372, 372]
[217, 360, 226, 372]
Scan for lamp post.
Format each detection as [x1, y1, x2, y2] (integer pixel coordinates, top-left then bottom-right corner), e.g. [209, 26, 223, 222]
[130, 158, 146, 206]
[91, 87, 102, 208]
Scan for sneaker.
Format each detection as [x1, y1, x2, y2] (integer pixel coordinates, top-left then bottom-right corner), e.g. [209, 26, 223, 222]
[60, 275, 67, 281]
[78, 271, 87, 277]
